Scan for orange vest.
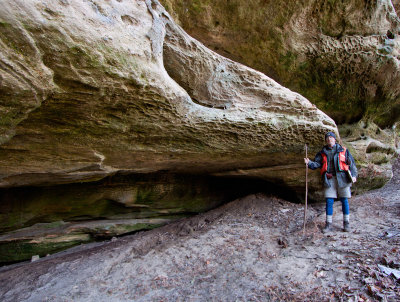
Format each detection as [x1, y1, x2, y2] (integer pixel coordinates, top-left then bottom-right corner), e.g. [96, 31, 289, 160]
[320, 147, 349, 175]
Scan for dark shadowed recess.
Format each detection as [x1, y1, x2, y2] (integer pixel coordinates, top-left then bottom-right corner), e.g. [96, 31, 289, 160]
[0, 172, 300, 265]
[0, 172, 299, 234]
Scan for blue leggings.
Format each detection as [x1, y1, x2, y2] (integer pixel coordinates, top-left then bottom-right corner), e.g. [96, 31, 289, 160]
[326, 198, 349, 215]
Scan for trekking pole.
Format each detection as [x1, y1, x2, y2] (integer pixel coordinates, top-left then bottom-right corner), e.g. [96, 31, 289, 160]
[303, 144, 308, 235]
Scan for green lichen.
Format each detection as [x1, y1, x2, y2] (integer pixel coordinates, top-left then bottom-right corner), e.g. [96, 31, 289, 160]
[0, 20, 10, 27]
[0, 171, 267, 263]
[0, 173, 249, 234]
[159, 0, 396, 127]
[0, 172, 264, 263]
[0, 238, 89, 264]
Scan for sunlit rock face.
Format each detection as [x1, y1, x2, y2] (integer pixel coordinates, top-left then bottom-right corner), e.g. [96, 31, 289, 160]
[0, 0, 339, 261]
[160, 0, 400, 194]
[160, 0, 400, 128]
[0, 0, 335, 188]
[1, 0, 398, 263]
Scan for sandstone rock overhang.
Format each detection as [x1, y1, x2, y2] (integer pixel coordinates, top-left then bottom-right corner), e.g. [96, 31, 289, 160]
[0, 0, 336, 190]
[156, 0, 400, 194]
[159, 0, 400, 128]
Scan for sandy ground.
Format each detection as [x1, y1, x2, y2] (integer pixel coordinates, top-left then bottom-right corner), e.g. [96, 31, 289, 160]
[0, 159, 399, 301]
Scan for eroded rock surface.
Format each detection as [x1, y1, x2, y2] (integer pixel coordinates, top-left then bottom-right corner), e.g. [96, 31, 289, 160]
[340, 121, 397, 192]
[1, 0, 398, 262]
[160, 0, 400, 197]
[0, 173, 270, 263]
[0, 0, 339, 261]
[0, 0, 335, 188]
[160, 0, 400, 128]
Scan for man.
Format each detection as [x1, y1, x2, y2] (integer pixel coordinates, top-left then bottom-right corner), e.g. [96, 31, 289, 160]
[304, 132, 357, 233]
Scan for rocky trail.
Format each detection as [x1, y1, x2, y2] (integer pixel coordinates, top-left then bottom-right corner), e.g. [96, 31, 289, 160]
[0, 158, 399, 302]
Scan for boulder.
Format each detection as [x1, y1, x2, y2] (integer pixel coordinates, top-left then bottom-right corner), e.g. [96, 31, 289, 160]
[340, 121, 397, 193]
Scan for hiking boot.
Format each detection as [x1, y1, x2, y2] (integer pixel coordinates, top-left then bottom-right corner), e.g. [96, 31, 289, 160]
[322, 222, 332, 233]
[343, 221, 350, 232]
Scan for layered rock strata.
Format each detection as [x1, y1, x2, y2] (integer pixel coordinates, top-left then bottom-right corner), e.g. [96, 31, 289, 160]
[0, 0, 335, 187]
[0, 0, 338, 261]
[0, 173, 270, 263]
[1, 0, 395, 262]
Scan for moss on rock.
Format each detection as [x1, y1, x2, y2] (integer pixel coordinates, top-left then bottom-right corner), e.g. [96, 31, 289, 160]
[0, 235, 90, 264]
[160, 0, 400, 127]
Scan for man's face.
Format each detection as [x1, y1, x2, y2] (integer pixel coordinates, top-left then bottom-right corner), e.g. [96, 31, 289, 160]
[326, 136, 336, 147]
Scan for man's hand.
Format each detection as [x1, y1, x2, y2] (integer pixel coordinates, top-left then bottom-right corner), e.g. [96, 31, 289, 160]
[352, 177, 357, 183]
[304, 158, 310, 165]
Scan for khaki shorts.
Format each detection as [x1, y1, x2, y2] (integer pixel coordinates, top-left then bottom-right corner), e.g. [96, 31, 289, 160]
[324, 177, 351, 199]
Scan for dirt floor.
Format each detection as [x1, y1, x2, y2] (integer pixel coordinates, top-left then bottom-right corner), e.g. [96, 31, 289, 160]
[0, 159, 399, 301]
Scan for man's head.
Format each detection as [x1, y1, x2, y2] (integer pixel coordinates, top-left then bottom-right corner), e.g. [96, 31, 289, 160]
[325, 131, 336, 147]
